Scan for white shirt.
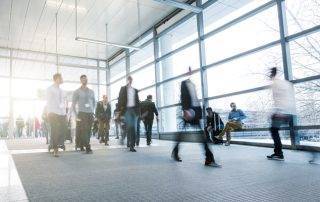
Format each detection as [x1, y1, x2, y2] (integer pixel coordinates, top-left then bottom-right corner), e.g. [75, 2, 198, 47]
[186, 80, 200, 107]
[46, 84, 66, 115]
[127, 86, 135, 107]
[271, 78, 296, 115]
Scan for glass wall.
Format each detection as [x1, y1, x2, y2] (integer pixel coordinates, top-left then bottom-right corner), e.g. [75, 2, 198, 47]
[0, 49, 106, 138]
[105, 0, 320, 148]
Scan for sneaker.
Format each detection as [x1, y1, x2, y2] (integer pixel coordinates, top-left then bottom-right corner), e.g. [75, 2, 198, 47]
[267, 154, 284, 160]
[205, 161, 221, 167]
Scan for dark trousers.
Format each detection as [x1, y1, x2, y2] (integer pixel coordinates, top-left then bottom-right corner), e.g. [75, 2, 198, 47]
[270, 113, 294, 156]
[115, 121, 120, 138]
[125, 108, 138, 150]
[172, 123, 214, 163]
[136, 118, 141, 145]
[98, 119, 110, 142]
[144, 120, 153, 144]
[76, 112, 94, 149]
[48, 113, 66, 149]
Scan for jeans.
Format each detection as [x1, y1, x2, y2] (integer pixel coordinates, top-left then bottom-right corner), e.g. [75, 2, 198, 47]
[76, 112, 94, 149]
[144, 120, 153, 144]
[136, 118, 141, 145]
[270, 113, 294, 156]
[125, 108, 138, 149]
[48, 113, 66, 149]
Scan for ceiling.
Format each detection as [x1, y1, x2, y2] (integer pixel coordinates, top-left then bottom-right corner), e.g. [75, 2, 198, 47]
[0, 0, 182, 60]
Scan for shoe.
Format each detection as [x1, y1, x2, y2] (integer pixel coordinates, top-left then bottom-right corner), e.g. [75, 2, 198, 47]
[80, 147, 85, 152]
[147, 142, 151, 146]
[205, 161, 221, 167]
[267, 154, 284, 160]
[225, 142, 230, 146]
[86, 149, 93, 154]
[115, 137, 119, 139]
[130, 148, 137, 152]
[171, 152, 182, 162]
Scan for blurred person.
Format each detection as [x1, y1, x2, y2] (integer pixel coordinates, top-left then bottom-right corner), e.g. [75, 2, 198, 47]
[136, 111, 141, 146]
[113, 103, 120, 139]
[46, 73, 67, 157]
[41, 107, 49, 144]
[267, 67, 297, 161]
[204, 107, 224, 144]
[72, 75, 96, 154]
[171, 67, 219, 167]
[216, 102, 246, 146]
[16, 116, 24, 138]
[34, 117, 41, 138]
[95, 95, 111, 146]
[117, 76, 140, 152]
[140, 95, 159, 145]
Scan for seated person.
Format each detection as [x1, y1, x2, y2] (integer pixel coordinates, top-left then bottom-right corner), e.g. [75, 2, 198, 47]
[217, 102, 246, 146]
[205, 107, 224, 144]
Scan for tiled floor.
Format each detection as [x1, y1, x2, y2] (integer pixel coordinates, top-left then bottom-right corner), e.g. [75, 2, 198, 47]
[2, 137, 320, 201]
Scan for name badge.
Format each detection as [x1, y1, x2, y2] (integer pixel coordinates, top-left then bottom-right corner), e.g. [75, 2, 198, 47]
[85, 103, 90, 108]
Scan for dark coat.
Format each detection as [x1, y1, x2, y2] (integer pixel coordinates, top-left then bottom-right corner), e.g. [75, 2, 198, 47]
[95, 101, 111, 121]
[180, 79, 202, 123]
[118, 85, 140, 116]
[140, 99, 158, 122]
[206, 112, 224, 130]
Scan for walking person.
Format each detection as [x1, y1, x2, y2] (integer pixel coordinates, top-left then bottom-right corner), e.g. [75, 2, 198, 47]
[72, 75, 96, 154]
[267, 67, 297, 161]
[95, 95, 111, 146]
[113, 103, 120, 139]
[140, 95, 158, 146]
[46, 73, 67, 157]
[117, 76, 140, 152]
[16, 116, 24, 138]
[171, 68, 219, 167]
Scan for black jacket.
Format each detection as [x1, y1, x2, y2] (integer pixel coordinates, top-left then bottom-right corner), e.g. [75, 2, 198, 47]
[140, 99, 158, 122]
[180, 79, 202, 122]
[206, 112, 224, 130]
[95, 101, 111, 121]
[118, 85, 140, 116]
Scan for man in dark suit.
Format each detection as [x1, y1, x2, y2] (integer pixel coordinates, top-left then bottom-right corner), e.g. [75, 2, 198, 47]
[140, 95, 158, 145]
[117, 76, 140, 152]
[172, 68, 219, 167]
[95, 95, 111, 145]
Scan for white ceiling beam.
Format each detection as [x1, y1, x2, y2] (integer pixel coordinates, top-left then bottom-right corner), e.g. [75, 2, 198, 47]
[75, 37, 141, 51]
[153, 0, 203, 13]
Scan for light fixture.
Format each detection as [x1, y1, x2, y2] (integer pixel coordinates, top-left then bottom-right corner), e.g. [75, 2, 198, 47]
[153, 0, 203, 13]
[75, 37, 141, 50]
[47, 0, 86, 13]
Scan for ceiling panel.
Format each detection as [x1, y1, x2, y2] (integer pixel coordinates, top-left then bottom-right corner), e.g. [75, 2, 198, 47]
[0, 0, 186, 60]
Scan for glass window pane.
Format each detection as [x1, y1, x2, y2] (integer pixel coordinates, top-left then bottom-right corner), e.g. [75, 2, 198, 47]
[295, 81, 320, 126]
[138, 87, 156, 103]
[207, 45, 283, 97]
[203, 0, 270, 34]
[159, 43, 200, 82]
[99, 85, 107, 98]
[99, 70, 107, 85]
[0, 58, 10, 76]
[159, 106, 180, 132]
[204, 6, 279, 64]
[110, 79, 126, 100]
[0, 48, 10, 57]
[290, 32, 320, 79]
[0, 98, 9, 117]
[99, 61, 107, 68]
[285, 0, 320, 35]
[130, 65, 155, 90]
[159, 16, 198, 57]
[60, 66, 98, 83]
[110, 59, 126, 82]
[130, 43, 154, 72]
[12, 79, 51, 99]
[12, 59, 56, 80]
[0, 78, 10, 96]
[159, 73, 202, 107]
